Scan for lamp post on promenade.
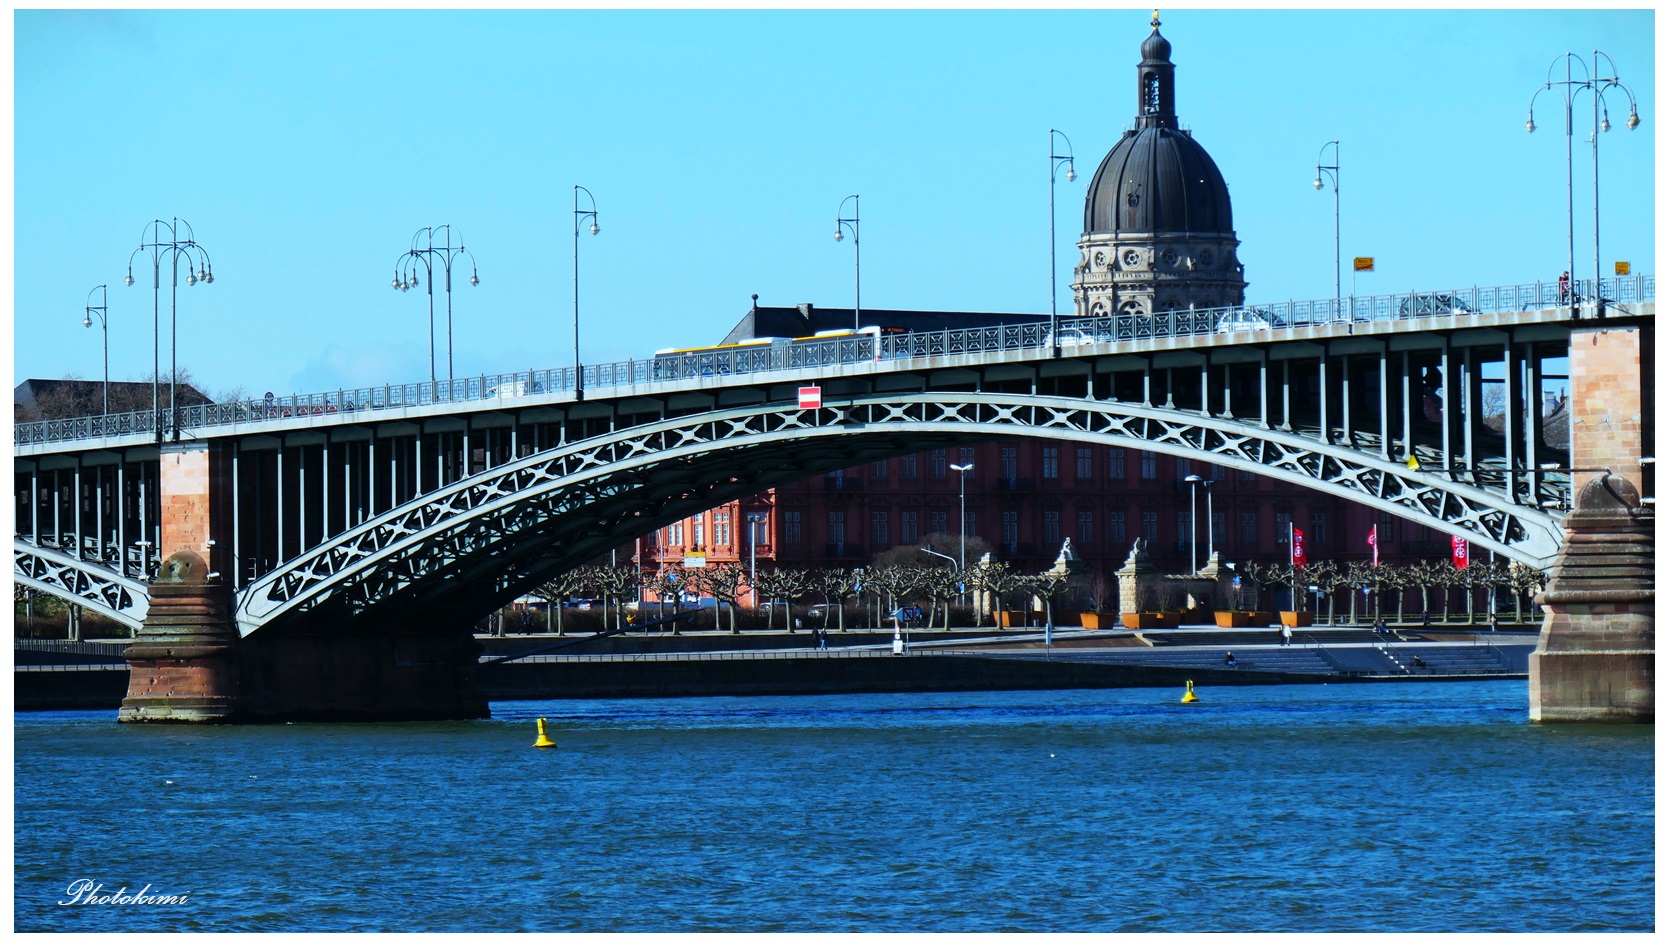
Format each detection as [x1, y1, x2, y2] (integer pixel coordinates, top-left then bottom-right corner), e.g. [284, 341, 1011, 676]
[1312, 140, 1340, 320]
[747, 510, 768, 610]
[1183, 473, 1205, 573]
[82, 284, 109, 416]
[949, 462, 974, 569]
[392, 224, 479, 385]
[573, 186, 600, 400]
[1184, 473, 1214, 563]
[125, 217, 213, 445]
[1049, 128, 1077, 354]
[834, 194, 860, 330]
[1527, 51, 1641, 314]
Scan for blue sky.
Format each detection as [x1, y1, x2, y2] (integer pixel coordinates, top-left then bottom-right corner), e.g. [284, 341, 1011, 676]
[13, 7, 1656, 401]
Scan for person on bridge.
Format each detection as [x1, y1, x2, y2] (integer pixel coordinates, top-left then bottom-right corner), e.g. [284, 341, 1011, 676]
[1558, 270, 1570, 303]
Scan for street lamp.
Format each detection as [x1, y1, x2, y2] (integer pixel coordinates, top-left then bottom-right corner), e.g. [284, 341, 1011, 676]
[574, 185, 600, 400]
[125, 218, 213, 445]
[834, 194, 860, 329]
[949, 462, 974, 569]
[1049, 128, 1077, 354]
[747, 510, 768, 610]
[1184, 473, 1214, 566]
[1527, 51, 1641, 315]
[1313, 140, 1340, 319]
[82, 285, 109, 416]
[391, 224, 479, 385]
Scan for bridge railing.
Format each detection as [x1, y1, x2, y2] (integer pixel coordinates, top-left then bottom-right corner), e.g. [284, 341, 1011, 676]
[15, 274, 1653, 446]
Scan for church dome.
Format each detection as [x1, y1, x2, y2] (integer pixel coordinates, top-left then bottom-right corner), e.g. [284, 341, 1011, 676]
[1082, 127, 1234, 235]
[1082, 14, 1234, 236]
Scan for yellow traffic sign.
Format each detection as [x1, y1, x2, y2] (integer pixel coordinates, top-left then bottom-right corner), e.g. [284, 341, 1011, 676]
[1615, 261, 1631, 275]
[1353, 257, 1374, 272]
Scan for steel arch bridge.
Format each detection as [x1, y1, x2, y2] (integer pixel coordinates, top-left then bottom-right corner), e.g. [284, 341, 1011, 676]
[19, 288, 1650, 636]
[222, 390, 1564, 636]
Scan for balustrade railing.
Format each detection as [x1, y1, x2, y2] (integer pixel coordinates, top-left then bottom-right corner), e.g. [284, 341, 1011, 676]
[16, 274, 1653, 446]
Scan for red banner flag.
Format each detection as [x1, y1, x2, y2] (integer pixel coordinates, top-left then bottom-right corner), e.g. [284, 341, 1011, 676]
[1451, 535, 1469, 569]
[1291, 527, 1307, 568]
[1367, 525, 1379, 567]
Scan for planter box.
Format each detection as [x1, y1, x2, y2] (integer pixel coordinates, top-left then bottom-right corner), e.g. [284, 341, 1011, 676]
[997, 610, 1026, 628]
[1123, 612, 1181, 629]
[1080, 612, 1118, 630]
[1214, 611, 1256, 628]
[1250, 611, 1277, 627]
[1280, 611, 1314, 627]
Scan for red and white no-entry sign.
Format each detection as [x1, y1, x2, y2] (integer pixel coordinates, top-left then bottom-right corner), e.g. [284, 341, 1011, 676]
[798, 386, 822, 409]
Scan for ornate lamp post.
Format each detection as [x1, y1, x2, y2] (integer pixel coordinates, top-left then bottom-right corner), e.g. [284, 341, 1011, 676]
[125, 218, 213, 445]
[391, 224, 479, 384]
[1527, 51, 1641, 315]
[747, 510, 769, 610]
[1049, 128, 1077, 352]
[1184, 473, 1214, 565]
[1312, 140, 1340, 319]
[834, 194, 861, 330]
[82, 284, 109, 416]
[949, 462, 974, 569]
[573, 186, 600, 400]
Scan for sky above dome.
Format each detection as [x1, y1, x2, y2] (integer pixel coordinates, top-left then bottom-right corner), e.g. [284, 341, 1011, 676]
[12, 6, 1656, 401]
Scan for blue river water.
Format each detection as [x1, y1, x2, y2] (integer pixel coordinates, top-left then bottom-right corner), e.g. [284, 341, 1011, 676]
[14, 681, 1654, 932]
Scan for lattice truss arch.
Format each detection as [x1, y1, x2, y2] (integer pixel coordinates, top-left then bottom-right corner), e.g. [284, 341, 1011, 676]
[14, 538, 151, 629]
[235, 392, 1566, 635]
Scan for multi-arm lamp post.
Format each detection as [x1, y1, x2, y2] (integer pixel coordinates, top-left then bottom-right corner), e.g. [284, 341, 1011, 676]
[82, 284, 109, 416]
[125, 218, 213, 445]
[834, 194, 861, 330]
[1527, 51, 1640, 315]
[1312, 140, 1340, 319]
[391, 224, 479, 385]
[1049, 128, 1077, 354]
[573, 186, 600, 401]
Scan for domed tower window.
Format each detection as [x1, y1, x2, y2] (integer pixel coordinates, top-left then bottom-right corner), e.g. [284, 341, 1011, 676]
[1143, 71, 1161, 114]
[1119, 299, 1144, 316]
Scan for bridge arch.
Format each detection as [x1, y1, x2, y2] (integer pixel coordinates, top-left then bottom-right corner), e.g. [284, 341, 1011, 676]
[234, 391, 1564, 635]
[13, 540, 150, 629]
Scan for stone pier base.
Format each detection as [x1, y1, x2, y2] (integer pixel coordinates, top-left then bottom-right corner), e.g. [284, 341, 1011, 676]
[119, 551, 242, 723]
[1529, 476, 1655, 723]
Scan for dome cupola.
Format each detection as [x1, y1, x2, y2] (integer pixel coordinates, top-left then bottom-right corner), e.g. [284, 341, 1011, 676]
[1071, 12, 1246, 318]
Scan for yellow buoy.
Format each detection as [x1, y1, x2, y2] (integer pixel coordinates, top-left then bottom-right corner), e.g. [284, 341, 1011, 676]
[1180, 679, 1199, 704]
[533, 717, 557, 749]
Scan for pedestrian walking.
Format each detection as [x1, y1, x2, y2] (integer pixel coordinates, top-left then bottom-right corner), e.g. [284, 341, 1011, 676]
[818, 627, 828, 650]
[1280, 623, 1292, 646]
[1558, 270, 1570, 304]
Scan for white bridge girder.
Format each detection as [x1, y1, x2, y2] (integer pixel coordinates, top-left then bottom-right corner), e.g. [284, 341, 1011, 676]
[13, 539, 150, 629]
[231, 391, 1565, 636]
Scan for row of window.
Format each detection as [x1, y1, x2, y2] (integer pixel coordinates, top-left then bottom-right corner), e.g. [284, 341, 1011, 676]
[656, 508, 1410, 555]
[841, 448, 1256, 485]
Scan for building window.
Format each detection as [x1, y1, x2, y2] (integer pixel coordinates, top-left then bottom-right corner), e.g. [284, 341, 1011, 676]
[1177, 510, 1193, 551]
[901, 510, 918, 546]
[900, 455, 917, 480]
[1212, 511, 1225, 552]
[1142, 511, 1158, 543]
[1042, 448, 1060, 480]
[871, 510, 889, 547]
[1210, 463, 1224, 482]
[713, 511, 731, 547]
[1241, 468, 1257, 482]
[1276, 511, 1292, 544]
[1175, 457, 1192, 482]
[783, 511, 801, 545]
[749, 517, 769, 546]
[669, 522, 684, 546]
[1077, 509, 1094, 545]
[930, 449, 947, 479]
[1002, 510, 1019, 552]
[828, 511, 845, 547]
[870, 459, 888, 479]
[693, 517, 706, 548]
[1379, 514, 1395, 542]
[1240, 511, 1257, 546]
[958, 447, 975, 474]
[966, 511, 977, 538]
[1043, 509, 1061, 546]
[1107, 448, 1126, 480]
[1076, 448, 1092, 480]
[1310, 511, 1327, 544]
[930, 510, 948, 536]
[1141, 450, 1157, 480]
[1108, 511, 1126, 546]
[827, 468, 844, 489]
[1000, 446, 1017, 482]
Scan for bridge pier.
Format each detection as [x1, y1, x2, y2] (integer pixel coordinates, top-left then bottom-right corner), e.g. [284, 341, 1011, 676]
[1530, 321, 1654, 723]
[119, 442, 488, 723]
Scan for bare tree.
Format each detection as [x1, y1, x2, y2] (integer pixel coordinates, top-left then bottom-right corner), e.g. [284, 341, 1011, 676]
[535, 570, 588, 636]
